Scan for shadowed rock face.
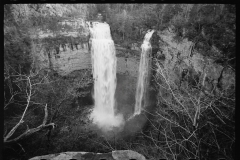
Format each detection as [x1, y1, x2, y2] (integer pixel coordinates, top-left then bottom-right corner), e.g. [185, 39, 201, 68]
[29, 150, 146, 160]
[157, 29, 235, 95]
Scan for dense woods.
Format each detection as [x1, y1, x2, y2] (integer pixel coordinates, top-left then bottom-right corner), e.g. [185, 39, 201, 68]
[4, 4, 235, 160]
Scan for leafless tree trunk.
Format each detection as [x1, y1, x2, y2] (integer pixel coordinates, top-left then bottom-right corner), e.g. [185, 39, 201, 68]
[4, 65, 56, 143]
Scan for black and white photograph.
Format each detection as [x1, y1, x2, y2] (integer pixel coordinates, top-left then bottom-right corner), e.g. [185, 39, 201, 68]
[3, 3, 235, 160]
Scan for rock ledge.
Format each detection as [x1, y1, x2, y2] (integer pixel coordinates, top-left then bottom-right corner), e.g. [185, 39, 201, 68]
[29, 150, 146, 160]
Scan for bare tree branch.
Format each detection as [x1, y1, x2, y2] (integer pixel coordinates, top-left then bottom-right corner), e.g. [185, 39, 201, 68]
[4, 103, 55, 143]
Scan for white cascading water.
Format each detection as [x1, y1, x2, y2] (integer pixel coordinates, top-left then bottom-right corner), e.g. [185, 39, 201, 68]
[133, 30, 155, 116]
[88, 22, 124, 130]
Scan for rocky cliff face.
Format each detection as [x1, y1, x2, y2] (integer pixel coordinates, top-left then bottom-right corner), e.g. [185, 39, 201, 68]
[33, 38, 141, 77]
[51, 44, 91, 76]
[34, 41, 140, 76]
[156, 29, 235, 96]
[29, 150, 146, 160]
[33, 41, 91, 76]
[31, 18, 91, 76]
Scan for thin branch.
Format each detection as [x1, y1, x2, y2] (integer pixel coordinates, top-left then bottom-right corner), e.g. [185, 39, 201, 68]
[4, 104, 55, 143]
[42, 104, 48, 125]
[5, 123, 55, 143]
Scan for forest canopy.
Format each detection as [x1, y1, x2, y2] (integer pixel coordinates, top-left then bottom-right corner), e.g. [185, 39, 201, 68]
[4, 4, 235, 160]
[4, 4, 235, 73]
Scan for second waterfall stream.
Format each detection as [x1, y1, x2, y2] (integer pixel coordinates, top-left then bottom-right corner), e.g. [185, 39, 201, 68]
[133, 29, 155, 116]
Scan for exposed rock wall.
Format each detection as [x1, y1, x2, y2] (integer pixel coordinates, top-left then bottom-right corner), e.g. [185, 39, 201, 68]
[50, 44, 91, 76]
[157, 30, 235, 95]
[31, 17, 91, 76]
[33, 38, 141, 77]
[33, 42, 91, 76]
[29, 150, 146, 160]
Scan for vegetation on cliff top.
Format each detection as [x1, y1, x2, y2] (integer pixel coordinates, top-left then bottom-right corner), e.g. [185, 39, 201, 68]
[4, 4, 235, 160]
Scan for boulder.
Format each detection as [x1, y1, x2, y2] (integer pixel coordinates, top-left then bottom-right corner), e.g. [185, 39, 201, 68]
[29, 150, 146, 160]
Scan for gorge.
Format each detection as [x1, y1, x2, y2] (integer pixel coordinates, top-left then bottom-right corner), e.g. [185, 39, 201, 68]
[4, 4, 235, 160]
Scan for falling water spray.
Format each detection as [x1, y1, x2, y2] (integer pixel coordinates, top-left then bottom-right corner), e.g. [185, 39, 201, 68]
[133, 30, 155, 116]
[88, 22, 124, 131]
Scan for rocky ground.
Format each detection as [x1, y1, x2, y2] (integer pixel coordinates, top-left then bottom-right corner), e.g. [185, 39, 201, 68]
[30, 150, 146, 160]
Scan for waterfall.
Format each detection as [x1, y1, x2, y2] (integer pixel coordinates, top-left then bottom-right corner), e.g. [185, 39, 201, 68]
[89, 22, 124, 130]
[133, 30, 155, 116]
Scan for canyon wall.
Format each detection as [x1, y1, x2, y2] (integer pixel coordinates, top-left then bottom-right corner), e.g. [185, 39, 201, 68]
[156, 29, 235, 96]
[33, 40, 91, 76]
[31, 17, 92, 76]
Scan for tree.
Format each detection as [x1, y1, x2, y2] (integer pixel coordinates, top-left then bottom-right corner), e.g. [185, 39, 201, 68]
[166, 4, 235, 67]
[4, 3, 92, 144]
[4, 64, 56, 143]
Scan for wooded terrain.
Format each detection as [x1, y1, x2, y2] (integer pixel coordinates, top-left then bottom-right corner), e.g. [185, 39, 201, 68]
[4, 4, 235, 73]
[4, 4, 235, 160]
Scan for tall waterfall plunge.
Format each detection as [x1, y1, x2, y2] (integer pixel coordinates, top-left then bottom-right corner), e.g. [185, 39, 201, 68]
[133, 30, 155, 116]
[89, 22, 124, 130]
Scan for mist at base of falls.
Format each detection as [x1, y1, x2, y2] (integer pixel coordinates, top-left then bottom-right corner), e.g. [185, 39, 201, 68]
[86, 61, 151, 137]
[87, 70, 158, 140]
[89, 107, 125, 131]
[88, 22, 155, 134]
[89, 22, 125, 131]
